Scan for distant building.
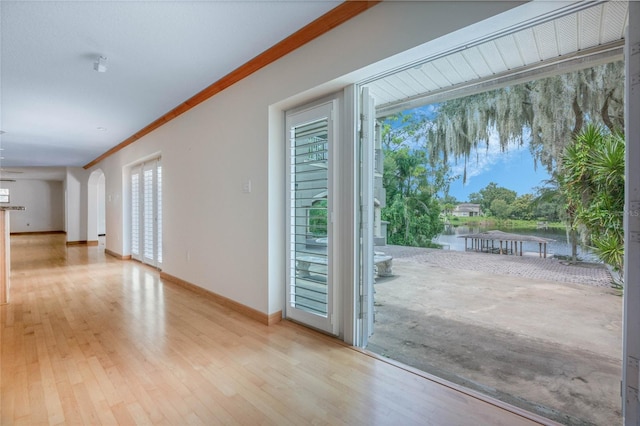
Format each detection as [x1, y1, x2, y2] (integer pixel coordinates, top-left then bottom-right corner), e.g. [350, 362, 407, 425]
[452, 203, 483, 217]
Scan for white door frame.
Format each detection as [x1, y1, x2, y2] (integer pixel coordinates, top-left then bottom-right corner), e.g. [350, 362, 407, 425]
[358, 86, 376, 347]
[623, 3, 640, 423]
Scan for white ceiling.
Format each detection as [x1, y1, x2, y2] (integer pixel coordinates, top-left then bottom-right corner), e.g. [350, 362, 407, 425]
[0, 1, 629, 182]
[0, 0, 342, 176]
[0, 167, 67, 181]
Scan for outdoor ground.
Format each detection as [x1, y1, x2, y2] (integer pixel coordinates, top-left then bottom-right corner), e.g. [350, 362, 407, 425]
[367, 246, 622, 426]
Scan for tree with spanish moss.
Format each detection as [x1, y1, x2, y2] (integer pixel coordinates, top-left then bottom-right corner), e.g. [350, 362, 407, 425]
[420, 61, 624, 177]
[413, 61, 624, 271]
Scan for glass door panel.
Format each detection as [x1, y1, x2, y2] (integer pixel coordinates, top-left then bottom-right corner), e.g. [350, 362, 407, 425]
[286, 101, 336, 334]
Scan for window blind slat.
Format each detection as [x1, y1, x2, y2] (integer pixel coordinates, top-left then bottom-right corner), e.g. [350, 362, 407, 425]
[289, 118, 329, 317]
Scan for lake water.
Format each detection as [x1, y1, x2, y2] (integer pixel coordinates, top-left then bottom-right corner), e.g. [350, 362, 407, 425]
[433, 224, 599, 262]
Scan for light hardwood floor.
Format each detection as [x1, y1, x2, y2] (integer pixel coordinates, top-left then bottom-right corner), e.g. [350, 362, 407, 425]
[1, 234, 554, 425]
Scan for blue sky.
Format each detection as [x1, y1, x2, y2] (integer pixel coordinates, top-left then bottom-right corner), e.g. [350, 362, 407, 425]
[387, 105, 551, 202]
[447, 136, 551, 202]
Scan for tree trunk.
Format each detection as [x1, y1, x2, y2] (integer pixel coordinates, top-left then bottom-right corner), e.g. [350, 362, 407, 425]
[404, 202, 410, 243]
[601, 89, 615, 132]
[571, 95, 584, 137]
[569, 228, 579, 263]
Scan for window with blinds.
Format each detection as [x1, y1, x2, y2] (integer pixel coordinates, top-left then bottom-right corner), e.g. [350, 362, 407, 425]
[143, 168, 155, 261]
[131, 171, 140, 257]
[289, 118, 330, 317]
[157, 164, 163, 265]
[130, 158, 162, 267]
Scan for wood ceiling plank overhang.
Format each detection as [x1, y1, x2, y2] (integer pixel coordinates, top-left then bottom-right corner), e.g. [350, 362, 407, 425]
[367, 1, 628, 119]
[83, 0, 381, 169]
[375, 40, 625, 118]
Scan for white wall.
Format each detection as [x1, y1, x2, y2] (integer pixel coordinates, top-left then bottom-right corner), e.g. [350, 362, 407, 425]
[97, 173, 106, 235]
[87, 169, 106, 242]
[65, 167, 89, 242]
[0, 179, 64, 233]
[90, 2, 526, 316]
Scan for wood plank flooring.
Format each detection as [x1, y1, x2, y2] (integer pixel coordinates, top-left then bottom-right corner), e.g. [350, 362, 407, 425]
[1, 234, 552, 425]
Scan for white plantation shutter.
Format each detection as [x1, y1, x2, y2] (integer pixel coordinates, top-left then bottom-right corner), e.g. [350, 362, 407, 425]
[143, 168, 154, 261]
[157, 162, 162, 264]
[289, 121, 329, 316]
[130, 158, 162, 267]
[131, 169, 140, 258]
[285, 100, 336, 335]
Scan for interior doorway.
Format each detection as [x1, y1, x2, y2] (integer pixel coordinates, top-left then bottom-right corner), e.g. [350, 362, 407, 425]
[87, 169, 106, 248]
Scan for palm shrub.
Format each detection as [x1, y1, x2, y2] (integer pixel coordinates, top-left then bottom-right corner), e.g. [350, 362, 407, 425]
[559, 124, 625, 283]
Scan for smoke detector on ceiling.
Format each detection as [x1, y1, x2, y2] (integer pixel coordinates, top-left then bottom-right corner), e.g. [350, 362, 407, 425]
[94, 56, 107, 73]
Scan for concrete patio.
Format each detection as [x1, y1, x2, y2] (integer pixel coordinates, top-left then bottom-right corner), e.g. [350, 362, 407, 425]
[367, 246, 622, 426]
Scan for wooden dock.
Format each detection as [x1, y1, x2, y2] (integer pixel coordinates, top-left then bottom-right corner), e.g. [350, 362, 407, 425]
[459, 230, 554, 258]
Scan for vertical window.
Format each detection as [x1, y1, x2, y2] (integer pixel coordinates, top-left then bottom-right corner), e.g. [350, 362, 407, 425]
[131, 158, 162, 267]
[157, 163, 163, 264]
[286, 100, 337, 335]
[131, 169, 140, 257]
[143, 168, 154, 261]
[290, 123, 329, 316]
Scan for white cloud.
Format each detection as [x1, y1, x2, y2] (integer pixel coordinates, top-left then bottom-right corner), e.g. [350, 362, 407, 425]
[449, 131, 531, 184]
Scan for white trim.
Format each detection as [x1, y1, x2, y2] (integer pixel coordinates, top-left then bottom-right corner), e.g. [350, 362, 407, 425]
[341, 85, 358, 345]
[623, 3, 640, 423]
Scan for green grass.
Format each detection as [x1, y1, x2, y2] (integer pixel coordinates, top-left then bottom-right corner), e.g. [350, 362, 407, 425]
[445, 215, 565, 230]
